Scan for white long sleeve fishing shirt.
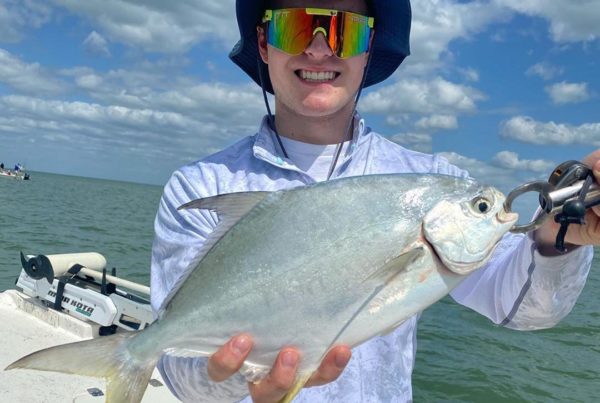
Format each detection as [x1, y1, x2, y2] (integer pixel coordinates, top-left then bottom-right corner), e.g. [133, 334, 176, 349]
[150, 115, 593, 403]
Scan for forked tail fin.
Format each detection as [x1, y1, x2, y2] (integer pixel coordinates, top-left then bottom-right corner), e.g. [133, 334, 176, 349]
[6, 333, 157, 403]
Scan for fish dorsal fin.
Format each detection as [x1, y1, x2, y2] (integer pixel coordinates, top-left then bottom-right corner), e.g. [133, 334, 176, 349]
[177, 193, 271, 268]
[157, 191, 271, 315]
[177, 192, 271, 267]
[178, 191, 271, 218]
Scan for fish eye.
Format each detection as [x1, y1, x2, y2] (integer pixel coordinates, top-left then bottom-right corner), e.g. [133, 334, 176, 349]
[472, 197, 491, 214]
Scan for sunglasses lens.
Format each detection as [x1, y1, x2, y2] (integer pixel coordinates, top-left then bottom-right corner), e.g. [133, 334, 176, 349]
[266, 9, 372, 58]
[338, 13, 371, 58]
[268, 9, 313, 55]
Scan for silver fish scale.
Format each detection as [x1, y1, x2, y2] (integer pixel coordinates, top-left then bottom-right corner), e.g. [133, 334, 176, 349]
[140, 174, 490, 373]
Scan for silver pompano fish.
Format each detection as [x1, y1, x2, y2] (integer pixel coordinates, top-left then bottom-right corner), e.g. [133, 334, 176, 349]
[6, 174, 517, 403]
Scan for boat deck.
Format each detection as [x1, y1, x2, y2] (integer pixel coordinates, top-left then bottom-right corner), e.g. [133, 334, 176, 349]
[0, 290, 177, 402]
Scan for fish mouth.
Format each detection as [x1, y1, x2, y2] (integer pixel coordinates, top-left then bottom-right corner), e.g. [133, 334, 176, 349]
[496, 208, 518, 225]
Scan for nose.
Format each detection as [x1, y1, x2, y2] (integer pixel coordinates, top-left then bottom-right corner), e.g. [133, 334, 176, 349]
[304, 32, 334, 59]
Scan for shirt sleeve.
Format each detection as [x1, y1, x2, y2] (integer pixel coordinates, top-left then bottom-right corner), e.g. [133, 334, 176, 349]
[151, 168, 249, 402]
[151, 168, 218, 313]
[450, 233, 593, 330]
[433, 154, 595, 330]
[157, 354, 249, 403]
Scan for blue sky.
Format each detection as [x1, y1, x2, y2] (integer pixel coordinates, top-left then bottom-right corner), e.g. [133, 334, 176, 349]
[1, 0, 598, 207]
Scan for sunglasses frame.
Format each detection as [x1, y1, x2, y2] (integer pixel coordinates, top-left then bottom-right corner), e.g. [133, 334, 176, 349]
[262, 8, 375, 59]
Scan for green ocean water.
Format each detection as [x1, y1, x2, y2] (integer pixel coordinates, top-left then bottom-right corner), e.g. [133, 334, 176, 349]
[0, 171, 598, 401]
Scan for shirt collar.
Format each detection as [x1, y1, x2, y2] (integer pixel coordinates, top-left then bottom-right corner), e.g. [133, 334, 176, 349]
[252, 112, 368, 168]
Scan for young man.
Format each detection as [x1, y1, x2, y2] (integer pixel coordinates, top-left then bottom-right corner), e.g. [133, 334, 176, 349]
[151, 1, 599, 401]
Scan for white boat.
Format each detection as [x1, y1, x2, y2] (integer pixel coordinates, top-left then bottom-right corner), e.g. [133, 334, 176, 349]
[0, 252, 177, 402]
[0, 168, 30, 180]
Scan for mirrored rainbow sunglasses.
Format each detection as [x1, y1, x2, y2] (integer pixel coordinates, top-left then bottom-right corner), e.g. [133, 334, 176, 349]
[262, 8, 375, 59]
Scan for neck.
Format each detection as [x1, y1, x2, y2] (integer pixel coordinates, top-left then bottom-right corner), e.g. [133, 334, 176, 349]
[273, 102, 356, 145]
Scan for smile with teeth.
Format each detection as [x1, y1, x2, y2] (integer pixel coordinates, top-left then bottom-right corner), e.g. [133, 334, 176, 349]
[297, 70, 339, 82]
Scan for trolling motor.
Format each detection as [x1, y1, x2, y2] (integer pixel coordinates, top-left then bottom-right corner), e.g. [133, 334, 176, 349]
[20, 251, 106, 284]
[17, 252, 154, 333]
[504, 160, 600, 252]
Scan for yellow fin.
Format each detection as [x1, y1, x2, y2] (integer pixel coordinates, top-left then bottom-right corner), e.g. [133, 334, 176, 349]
[278, 373, 312, 403]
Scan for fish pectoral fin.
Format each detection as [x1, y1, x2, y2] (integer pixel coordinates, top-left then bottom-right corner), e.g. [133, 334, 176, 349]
[277, 372, 313, 403]
[363, 246, 425, 284]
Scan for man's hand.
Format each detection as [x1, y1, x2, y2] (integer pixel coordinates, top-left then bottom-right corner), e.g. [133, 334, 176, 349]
[535, 149, 600, 255]
[207, 334, 351, 403]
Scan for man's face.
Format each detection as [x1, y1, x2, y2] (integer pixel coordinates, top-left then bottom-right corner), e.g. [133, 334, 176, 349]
[258, 0, 371, 120]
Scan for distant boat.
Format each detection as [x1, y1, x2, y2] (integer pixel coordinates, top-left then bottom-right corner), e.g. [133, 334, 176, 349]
[0, 165, 30, 180]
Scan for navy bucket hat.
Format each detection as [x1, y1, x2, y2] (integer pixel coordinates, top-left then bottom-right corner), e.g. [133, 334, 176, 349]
[229, 0, 412, 94]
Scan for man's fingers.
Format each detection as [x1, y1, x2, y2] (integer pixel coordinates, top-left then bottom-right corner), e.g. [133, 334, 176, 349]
[207, 334, 253, 382]
[591, 160, 600, 217]
[306, 345, 351, 387]
[249, 348, 300, 403]
[209, 342, 349, 401]
[581, 149, 600, 168]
